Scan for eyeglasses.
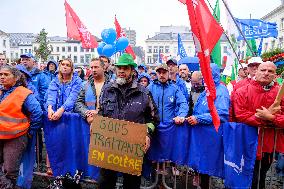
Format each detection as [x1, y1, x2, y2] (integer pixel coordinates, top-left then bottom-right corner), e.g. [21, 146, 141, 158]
[0, 59, 5, 61]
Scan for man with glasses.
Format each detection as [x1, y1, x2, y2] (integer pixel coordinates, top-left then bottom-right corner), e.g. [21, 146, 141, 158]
[0, 53, 7, 67]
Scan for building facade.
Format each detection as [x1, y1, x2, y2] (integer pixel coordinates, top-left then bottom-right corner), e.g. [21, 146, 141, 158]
[261, 2, 284, 52]
[145, 26, 228, 65]
[0, 30, 10, 59]
[123, 28, 136, 47]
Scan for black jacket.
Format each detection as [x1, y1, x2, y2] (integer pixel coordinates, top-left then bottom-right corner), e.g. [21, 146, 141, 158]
[99, 80, 159, 136]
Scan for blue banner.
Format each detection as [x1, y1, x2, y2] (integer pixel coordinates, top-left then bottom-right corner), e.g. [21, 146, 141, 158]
[178, 33, 188, 58]
[236, 18, 278, 40]
[223, 122, 258, 188]
[43, 113, 100, 180]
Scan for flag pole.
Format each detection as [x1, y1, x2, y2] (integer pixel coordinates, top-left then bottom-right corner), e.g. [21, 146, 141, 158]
[220, 0, 257, 57]
[205, 0, 245, 70]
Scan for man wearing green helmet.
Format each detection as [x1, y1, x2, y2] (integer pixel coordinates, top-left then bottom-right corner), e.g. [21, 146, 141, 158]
[98, 53, 159, 189]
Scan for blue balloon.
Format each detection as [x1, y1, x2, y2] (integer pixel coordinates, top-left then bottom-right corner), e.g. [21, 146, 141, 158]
[102, 44, 115, 57]
[101, 28, 117, 44]
[116, 37, 129, 51]
[97, 42, 106, 55]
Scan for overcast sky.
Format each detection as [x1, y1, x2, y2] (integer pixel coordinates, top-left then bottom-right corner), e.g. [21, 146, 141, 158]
[0, 0, 281, 47]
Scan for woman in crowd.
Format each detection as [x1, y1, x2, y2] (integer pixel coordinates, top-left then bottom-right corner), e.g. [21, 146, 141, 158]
[0, 65, 42, 188]
[45, 58, 82, 174]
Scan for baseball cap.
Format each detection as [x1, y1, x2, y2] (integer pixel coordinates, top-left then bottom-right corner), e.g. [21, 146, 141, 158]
[247, 57, 263, 66]
[166, 58, 177, 65]
[155, 63, 169, 72]
[20, 53, 36, 61]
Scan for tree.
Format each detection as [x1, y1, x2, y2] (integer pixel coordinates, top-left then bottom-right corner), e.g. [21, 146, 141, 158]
[35, 28, 51, 62]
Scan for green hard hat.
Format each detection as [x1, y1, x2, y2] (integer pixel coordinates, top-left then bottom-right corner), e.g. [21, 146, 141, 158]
[115, 53, 137, 68]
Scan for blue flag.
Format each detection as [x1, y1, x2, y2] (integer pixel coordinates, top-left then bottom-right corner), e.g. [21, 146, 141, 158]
[16, 135, 36, 189]
[223, 122, 258, 188]
[258, 38, 264, 56]
[187, 122, 258, 188]
[177, 33, 188, 58]
[43, 113, 100, 180]
[236, 18, 278, 40]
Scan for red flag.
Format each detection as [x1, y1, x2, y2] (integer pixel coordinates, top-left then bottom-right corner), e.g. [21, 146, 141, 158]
[64, 1, 98, 48]
[185, 0, 223, 130]
[114, 16, 136, 59]
[178, 0, 186, 4]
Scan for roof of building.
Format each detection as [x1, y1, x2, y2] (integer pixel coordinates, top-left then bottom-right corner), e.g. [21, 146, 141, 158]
[0, 30, 9, 36]
[261, 4, 284, 20]
[146, 32, 228, 42]
[9, 33, 35, 46]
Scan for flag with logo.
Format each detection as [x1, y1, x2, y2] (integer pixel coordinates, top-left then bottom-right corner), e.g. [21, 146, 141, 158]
[178, 33, 188, 59]
[114, 16, 136, 59]
[64, 0, 98, 48]
[185, 0, 223, 130]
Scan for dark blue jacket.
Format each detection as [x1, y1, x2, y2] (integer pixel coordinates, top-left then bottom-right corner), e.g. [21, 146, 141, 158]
[0, 86, 43, 135]
[193, 64, 230, 124]
[29, 67, 48, 106]
[46, 74, 82, 112]
[148, 80, 188, 123]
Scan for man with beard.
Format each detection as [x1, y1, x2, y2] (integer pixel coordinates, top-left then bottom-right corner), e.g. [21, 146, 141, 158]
[178, 64, 192, 96]
[75, 58, 108, 124]
[97, 53, 159, 189]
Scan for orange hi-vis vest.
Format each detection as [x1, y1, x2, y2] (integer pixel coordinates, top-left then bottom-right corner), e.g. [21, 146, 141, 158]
[0, 86, 32, 139]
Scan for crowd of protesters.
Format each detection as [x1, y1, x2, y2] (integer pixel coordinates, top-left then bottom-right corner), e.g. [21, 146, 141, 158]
[0, 51, 283, 189]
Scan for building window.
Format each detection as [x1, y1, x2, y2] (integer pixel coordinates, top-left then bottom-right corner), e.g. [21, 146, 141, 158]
[165, 46, 170, 53]
[29, 49, 31, 53]
[25, 49, 28, 53]
[34, 47, 37, 52]
[50, 56, 54, 60]
[279, 37, 283, 48]
[74, 46, 77, 52]
[62, 56, 65, 59]
[74, 56, 78, 63]
[80, 55, 84, 63]
[223, 46, 228, 53]
[85, 54, 91, 63]
[57, 47, 60, 52]
[10, 52, 13, 59]
[264, 42, 268, 52]
[20, 49, 23, 54]
[3, 40, 6, 48]
[159, 46, 164, 53]
[3, 51, 6, 55]
[147, 46, 152, 53]
[86, 49, 89, 52]
[281, 18, 284, 30]
[15, 53, 18, 58]
[50, 45, 53, 52]
[68, 46, 71, 52]
[271, 40, 276, 49]
[80, 47, 84, 52]
[153, 46, 158, 53]
[153, 54, 158, 63]
[147, 56, 152, 64]
[62, 47, 65, 52]
[173, 47, 177, 54]
[57, 56, 60, 61]
[91, 48, 94, 52]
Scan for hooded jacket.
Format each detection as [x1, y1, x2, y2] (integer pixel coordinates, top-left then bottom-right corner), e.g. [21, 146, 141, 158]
[29, 67, 49, 106]
[233, 79, 284, 157]
[45, 74, 82, 112]
[148, 79, 189, 123]
[43, 60, 58, 86]
[192, 64, 230, 125]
